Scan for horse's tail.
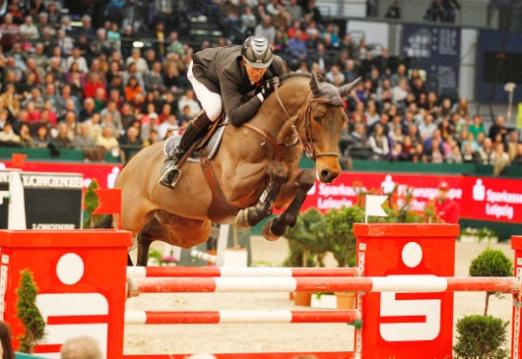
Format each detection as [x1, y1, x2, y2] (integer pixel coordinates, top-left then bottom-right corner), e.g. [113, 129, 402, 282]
[94, 215, 114, 229]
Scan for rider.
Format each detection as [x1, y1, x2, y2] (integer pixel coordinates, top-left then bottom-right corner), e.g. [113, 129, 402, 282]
[159, 36, 287, 188]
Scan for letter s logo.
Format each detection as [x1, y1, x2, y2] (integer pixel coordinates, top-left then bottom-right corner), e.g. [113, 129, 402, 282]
[380, 291, 441, 341]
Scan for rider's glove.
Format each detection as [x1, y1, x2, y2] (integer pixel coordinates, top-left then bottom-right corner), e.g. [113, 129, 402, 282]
[256, 77, 279, 103]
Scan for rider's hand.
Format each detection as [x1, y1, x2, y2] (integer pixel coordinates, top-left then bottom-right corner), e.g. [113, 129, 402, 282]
[256, 77, 279, 102]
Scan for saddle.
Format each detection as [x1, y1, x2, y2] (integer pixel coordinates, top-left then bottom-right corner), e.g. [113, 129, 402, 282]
[163, 119, 226, 164]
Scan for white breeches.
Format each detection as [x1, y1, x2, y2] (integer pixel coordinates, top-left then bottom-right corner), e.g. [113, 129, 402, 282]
[187, 61, 223, 122]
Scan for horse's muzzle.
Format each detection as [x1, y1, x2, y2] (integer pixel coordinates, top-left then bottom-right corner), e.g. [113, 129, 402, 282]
[318, 168, 339, 183]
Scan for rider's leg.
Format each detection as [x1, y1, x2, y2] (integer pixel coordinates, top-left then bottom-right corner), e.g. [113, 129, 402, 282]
[159, 60, 222, 188]
[159, 112, 212, 187]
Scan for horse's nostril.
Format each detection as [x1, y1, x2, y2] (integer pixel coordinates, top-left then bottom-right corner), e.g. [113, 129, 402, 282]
[320, 169, 331, 180]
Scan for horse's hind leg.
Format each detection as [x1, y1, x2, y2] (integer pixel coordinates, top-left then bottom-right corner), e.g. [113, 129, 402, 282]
[263, 169, 315, 240]
[135, 215, 167, 266]
[235, 161, 288, 227]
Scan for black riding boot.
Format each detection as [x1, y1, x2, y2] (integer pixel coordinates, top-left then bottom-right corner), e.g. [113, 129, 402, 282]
[159, 112, 212, 188]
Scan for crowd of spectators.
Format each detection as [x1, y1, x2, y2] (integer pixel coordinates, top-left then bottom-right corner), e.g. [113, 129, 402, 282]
[0, 0, 519, 174]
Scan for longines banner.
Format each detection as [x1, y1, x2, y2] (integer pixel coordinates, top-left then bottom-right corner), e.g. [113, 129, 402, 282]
[402, 23, 460, 97]
[300, 172, 522, 224]
[0, 161, 122, 188]
[0, 170, 83, 229]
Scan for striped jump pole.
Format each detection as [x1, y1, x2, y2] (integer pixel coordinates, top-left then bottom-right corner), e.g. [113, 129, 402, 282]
[128, 275, 519, 296]
[124, 309, 361, 325]
[127, 266, 360, 278]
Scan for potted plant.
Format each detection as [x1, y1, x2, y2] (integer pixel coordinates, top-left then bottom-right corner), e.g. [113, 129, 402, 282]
[469, 248, 512, 315]
[323, 206, 364, 309]
[17, 270, 45, 353]
[453, 248, 512, 358]
[284, 208, 327, 306]
[453, 315, 509, 358]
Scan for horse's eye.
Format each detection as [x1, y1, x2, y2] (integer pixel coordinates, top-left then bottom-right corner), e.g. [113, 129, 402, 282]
[314, 116, 321, 123]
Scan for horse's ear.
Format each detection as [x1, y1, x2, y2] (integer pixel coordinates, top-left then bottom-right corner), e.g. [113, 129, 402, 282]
[338, 77, 362, 97]
[310, 72, 321, 97]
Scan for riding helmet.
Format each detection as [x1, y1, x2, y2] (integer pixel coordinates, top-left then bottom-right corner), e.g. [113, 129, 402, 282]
[241, 36, 273, 69]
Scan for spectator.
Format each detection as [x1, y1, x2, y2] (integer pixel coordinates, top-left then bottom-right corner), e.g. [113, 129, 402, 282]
[493, 142, 510, 176]
[96, 126, 119, 155]
[34, 125, 51, 148]
[367, 0, 378, 17]
[73, 122, 96, 150]
[145, 62, 165, 92]
[144, 128, 161, 147]
[419, 113, 437, 140]
[369, 123, 390, 160]
[60, 336, 102, 359]
[478, 137, 495, 165]
[325, 65, 345, 87]
[124, 76, 143, 103]
[0, 84, 20, 118]
[424, 0, 445, 22]
[177, 90, 201, 116]
[158, 115, 180, 140]
[0, 123, 20, 146]
[507, 130, 519, 160]
[20, 15, 39, 40]
[512, 143, 522, 165]
[51, 122, 73, 149]
[0, 320, 15, 359]
[434, 181, 459, 223]
[254, 16, 276, 43]
[119, 126, 143, 163]
[488, 115, 509, 143]
[66, 47, 89, 74]
[83, 73, 105, 100]
[385, 0, 401, 19]
[19, 123, 34, 147]
[0, 14, 19, 51]
[364, 99, 380, 127]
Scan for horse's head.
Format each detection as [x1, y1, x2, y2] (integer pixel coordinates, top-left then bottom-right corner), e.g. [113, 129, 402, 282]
[304, 72, 360, 183]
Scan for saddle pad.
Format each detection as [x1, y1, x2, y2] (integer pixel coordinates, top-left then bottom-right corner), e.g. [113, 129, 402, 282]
[163, 124, 226, 163]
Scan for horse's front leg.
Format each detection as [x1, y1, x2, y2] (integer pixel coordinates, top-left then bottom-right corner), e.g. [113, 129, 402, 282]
[235, 161, 289, 227]
[262, 169, 315, 241]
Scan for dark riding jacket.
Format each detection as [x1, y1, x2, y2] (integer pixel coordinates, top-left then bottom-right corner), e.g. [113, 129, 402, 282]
[191, 45, 287, 127]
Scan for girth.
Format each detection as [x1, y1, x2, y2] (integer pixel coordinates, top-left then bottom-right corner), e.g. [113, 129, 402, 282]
[200, 156, 241, 222]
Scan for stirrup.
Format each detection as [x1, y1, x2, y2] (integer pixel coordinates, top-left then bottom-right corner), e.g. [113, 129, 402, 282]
[159, 163, 183, 189]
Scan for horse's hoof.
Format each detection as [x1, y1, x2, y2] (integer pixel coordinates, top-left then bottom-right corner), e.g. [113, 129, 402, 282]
[262, 220, 280, 241]
[234, 210, 250, 228]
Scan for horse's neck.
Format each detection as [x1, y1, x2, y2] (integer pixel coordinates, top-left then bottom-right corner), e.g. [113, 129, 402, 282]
[253, 79, 310, 131]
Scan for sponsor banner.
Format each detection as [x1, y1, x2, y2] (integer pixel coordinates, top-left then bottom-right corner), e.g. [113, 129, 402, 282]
[462, 176, 522, 222]
[0, 171, 83, 229]
[1, 160, 521, 224]
[301, 172, 522, 224]
[0, 161, 122, 188]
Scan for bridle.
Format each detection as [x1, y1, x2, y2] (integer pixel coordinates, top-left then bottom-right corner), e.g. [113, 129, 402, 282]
[274, 85, 343, 161]
[243, 83, 343, 161]
[301, 94, 342, 160]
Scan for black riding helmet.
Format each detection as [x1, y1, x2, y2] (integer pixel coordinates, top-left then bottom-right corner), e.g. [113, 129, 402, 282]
[241, 36, 273, 69]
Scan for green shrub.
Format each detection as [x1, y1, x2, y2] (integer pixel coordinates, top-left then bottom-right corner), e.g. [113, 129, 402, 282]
[454, 315, 509, 359]
[469, 248, 512, 315]
[324, 206, 364, 267]
[284, 208, 325, 267]
[17, 270, 45, 353]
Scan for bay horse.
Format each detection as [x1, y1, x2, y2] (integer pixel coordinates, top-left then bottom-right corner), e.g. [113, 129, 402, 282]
[115, 72, 359, 265]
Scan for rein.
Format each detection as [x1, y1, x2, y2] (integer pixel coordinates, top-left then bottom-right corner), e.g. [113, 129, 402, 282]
[243, 84, 342, 162]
